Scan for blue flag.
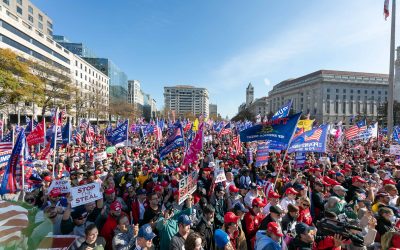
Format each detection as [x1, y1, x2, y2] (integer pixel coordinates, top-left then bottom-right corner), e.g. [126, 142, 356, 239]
[0, 129, 28, 194]
[108, 120, 128, 145]
[271, 100, 292, 121]
[393, 126, 400, 143]
[239, 112, 301, 144]
[287, 124, 329, 153]
[159, 123, 184, 159]
[356, 119, 366, 128]
[62, 118, 71, 145]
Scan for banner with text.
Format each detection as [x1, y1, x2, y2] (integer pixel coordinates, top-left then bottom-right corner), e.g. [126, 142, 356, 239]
[71, 182, 101, 208]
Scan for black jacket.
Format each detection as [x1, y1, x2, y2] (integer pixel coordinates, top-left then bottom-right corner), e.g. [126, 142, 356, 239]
[345, 185, 366, 203]
[281, 213, 296, 234]
[376, 216, 394, 237]
[196, 217, 214, 250]
[288, 237, 313, 250]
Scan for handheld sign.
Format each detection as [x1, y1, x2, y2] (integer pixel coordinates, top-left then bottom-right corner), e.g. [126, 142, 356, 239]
[47, 180, 71, 194]
[214, 167, 227, 183]
[178, 171, 198, 205]
[390, 145, 400, 155]
[70, 182, 101, 208]
[94, 151, 107, 161]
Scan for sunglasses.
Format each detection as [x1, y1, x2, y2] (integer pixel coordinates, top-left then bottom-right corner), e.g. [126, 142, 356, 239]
[302, 204, 310, 207]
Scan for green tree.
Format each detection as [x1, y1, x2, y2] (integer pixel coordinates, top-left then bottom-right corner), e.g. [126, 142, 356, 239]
[30, 62, 74, 117]
[0, 48, 45, 109]
[377, 101, 400, 126]
[231, 108, 255, 122]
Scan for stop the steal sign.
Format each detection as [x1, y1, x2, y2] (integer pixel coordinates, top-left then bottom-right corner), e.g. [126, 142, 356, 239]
[71, 182, 102, 208]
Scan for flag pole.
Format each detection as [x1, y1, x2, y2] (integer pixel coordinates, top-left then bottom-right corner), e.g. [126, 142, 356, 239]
[388, 0, 396, 138]
[126, 119, 129, 146]
[52, 107, 59, 177]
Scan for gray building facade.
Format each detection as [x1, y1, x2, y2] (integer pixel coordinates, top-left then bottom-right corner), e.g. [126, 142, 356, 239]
[83, 57, 128, 103]
[164, 85, 209, 117]
[268, 70, 388, 124]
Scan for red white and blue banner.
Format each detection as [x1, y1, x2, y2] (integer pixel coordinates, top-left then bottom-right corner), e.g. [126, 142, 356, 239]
[255, 142, 269, 167]
[287, 124, 329, 153]
[239, 112, 301, 144]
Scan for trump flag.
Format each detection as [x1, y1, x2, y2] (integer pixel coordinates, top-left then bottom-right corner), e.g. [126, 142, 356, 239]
[287, 124, 329, 153]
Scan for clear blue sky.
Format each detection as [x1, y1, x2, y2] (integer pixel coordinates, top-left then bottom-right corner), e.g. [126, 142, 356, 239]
[32, 0, 396, 118]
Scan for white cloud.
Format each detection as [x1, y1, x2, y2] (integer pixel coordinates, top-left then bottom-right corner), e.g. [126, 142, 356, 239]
[263, 78, 271, 87]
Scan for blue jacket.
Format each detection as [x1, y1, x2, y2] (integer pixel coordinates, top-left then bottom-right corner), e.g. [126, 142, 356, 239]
[255, 230, 281, 250]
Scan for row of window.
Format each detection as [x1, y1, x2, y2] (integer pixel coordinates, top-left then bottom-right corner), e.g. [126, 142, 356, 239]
[326, 102, 375, 114]
[328, 88, 387, 95]
[0, 34, 70, 73]
[327, 95, 387, 102]
[74, 60, 108, 82]
[1, 20, 69, 64]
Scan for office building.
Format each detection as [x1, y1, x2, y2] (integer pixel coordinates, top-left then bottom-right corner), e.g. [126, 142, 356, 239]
[209, 104, 218, 118]
[164, 85, 209, 117]
[267, 70, 388, 124]
[0, 0, 109, 121]
[83, 57, 128, 103]
[53, 35, 97, 58]
[128, 80, 144, 106]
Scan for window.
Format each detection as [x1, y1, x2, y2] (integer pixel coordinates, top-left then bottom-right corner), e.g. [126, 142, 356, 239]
[358, 90, 361, 94]
[336, 95, 339, 100]
[372, 90, 374, 94]
[350, 89, 353, 93]
[47, 29, 52, 36]
[378, 90, 381, 95]
[47, 21, 53, 29]
[28, 15, 33, 23]
[28, 6, 33, 14]
[38, 14, 43, 21]
[327, 88, 330, 93]
[38, 22, 43, 30]
[365, 90, 368, 94]
[336, 89, 339, 93]
[327, 94, 330, 100]
[343, 89, 346, 93]
[3, 0, 9, 5]
[350, 95, 353, 100]
[17, 0, 22, 4]
[16, 6, 23, 15]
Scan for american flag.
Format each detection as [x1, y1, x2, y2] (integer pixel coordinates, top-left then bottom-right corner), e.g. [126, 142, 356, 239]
[74, 130, 82, 145]
[345, 123, 367, 140]
[0, 131, 13, 152]
[304, 128, 323, 142]
[79, 118, 88, 130]
[85, 125, 94, 144]
[232, 135, 242, 154]
[220, 123, 232, 136]
[0, 201, 29, 245]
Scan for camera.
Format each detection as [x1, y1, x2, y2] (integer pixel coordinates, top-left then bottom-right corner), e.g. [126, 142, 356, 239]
[316, 218, 364, 247]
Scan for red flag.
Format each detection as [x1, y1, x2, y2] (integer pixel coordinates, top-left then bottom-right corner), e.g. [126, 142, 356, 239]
[26, 120, 45, 147]
[384, 0, 390, 20]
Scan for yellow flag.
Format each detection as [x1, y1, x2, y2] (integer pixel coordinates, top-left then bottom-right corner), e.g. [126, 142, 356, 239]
[297, 119, 314, 132]
[193, 118, 199, 131]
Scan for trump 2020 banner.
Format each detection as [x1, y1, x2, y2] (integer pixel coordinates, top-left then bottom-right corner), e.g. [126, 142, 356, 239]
[287, 124, 329, 153]
[239, 112, 301, 144]
[255, 142, 269, 167]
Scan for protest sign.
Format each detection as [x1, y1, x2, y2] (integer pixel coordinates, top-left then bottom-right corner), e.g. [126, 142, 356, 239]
[0, 150, 11, 169]
[255, 143, 269, 167]
[37, 235, 78, 250]
[70, 182, 101, 208]
[214, 167, 227, 183]
[47, 180, 71, 194]
[106, 146, 116, 154]
[94, 151, 107, 161]
[390, 145, 400, 155]
[295, 152, 306, 168]
[178, 171, 198, 205]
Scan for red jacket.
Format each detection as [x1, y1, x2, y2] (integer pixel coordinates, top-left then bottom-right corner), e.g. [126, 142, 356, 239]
[100, 212, 126, 250]
[243, 209, 265, 249]
[298, 207, 313, 226]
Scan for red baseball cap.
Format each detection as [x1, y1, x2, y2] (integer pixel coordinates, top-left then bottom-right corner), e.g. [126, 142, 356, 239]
[267, 222, 284, 237]
[252, 198, 267, 207]
[110, 201, 122, 212]
[285, 187, 299, 195]
[229, 185, 239, 193]
[224, 212, 240, 224]
[352, 176, 367, 184]
[268, 191, 280, 199]
[44, 176, 52, 182]
[161, 181, 169, 187]
[173, 190, 180, 196]
[94, 170, 101, 175]
[49, 188, 61, 197]
[105, 188, 115, 195]
[383, 179, 397, 185]
[154, 185, 162, 192]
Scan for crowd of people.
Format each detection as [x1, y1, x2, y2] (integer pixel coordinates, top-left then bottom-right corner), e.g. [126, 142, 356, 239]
[1, 121, 400, 250]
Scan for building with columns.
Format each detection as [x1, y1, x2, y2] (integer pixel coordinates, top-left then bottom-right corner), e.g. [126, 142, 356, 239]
[267, 70, 388, 124]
